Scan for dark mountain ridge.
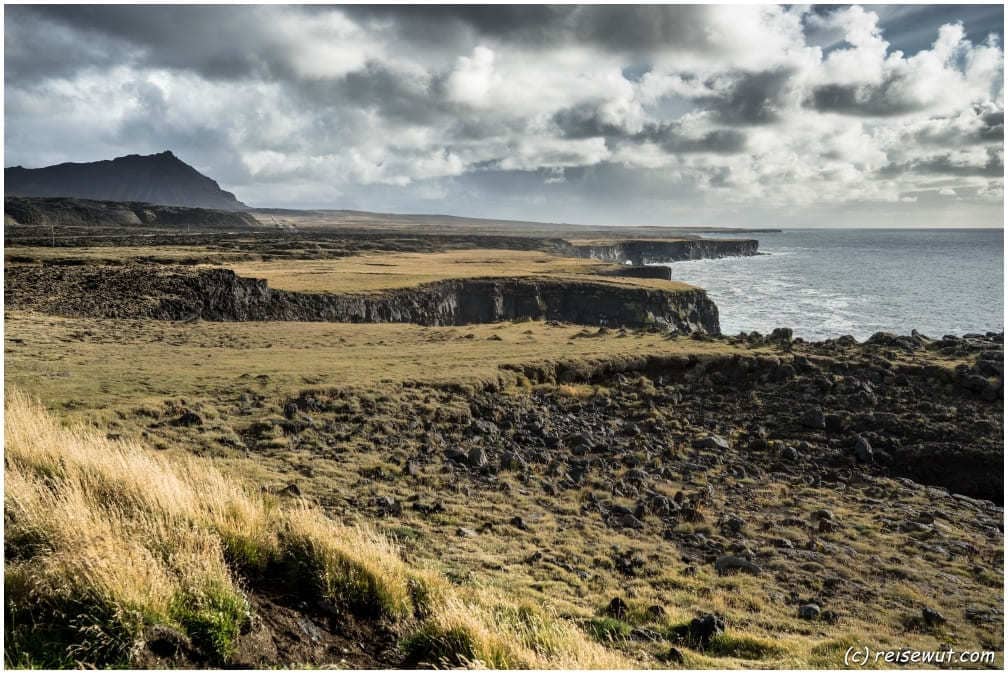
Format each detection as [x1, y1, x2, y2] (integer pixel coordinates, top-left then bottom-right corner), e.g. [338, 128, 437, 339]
[4, 151, 247, 211]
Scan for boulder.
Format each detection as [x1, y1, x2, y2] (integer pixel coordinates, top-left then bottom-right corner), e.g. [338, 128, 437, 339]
[715, 555, 761, 575]
[688, 613, 725, 647]
[605, 597, 629, 620]
[694, 435, 730, 451]
[798, 604, 821, 620]
[854, 436, 874, 463]
[800, 408, 827, 430]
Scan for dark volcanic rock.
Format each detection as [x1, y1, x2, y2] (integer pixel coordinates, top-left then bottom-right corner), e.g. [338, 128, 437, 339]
[567, 238, 758, 265]
[7, 264, 722, 332]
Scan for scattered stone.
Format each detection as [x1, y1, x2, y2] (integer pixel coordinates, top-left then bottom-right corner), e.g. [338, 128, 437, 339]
[854, 435, 874, 463]
[509, 515, 529, 531]
[769, 327, 793, 343]
[467, 446, 488, 469]
[646, 605, 667, 621]
[688, 613, 726, 648]
[662, 647, 684, 665]
[694, 434, 730, 451]
[605, 597, 629, 620]
[800, 407, 827, 429]
[922, 607, 947, 627]
[455, 527, 478, 538]
[174, 409, 203, 427]
[811, 508, 834, 522]
[630, 627, 662, 642]
[715, 555, 761, 575]
[145, 624, 193, 658]
[798, 603, 821, 620]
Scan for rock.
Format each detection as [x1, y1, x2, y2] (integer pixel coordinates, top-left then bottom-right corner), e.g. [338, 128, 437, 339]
[769, 327, 793, 343]
[614, 550, 646, 576]
[605, 597, 629, 620]
[798, 603, 821, 620]
[455, 527, 478, 538]
[281, 482, 301, 497]
[616, 513, 645, 530]
[854, 435, 874, 463]
[960, 374, 990, 394]
[145, 624, 193, 658]
[662, 647, 684, 665]
[467, 446, 488, 469]
[820, 609, 840, 625]
[174, 409, 203, 427]
[722, 515, 745, 534]
[646, 605, 667, 621]
[444, 448, 468, 464]
[688, 613, 725, 647]
[694, 434, 730, 451]
[781, 445, 800, 462]
[374, 495, 401, 516]
[630, 627, 662, 642]
[470, 419, 500, 437]
[500, 451, 527, 472]
[800, 408, 827, 430]
[811, 508, 834, 522]
[715, 555, 761, 575]
[825, 413, 847, 432]
[509, 515, 529, 531]
[283, 401, 298, 419]
[922, 607, 947, 627]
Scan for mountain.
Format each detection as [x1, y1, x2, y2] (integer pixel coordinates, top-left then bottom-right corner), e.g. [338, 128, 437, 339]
[4, 151, 247, 211]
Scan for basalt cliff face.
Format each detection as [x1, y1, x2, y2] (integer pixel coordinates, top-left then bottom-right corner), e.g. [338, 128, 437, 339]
[6, 264, 721, 333]
[568, 238, 758, 265]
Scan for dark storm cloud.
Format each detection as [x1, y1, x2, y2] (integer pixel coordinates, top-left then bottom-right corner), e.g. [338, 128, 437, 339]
[808, 78, 925, 116]
[880, 147, 1004, 177]
[4, 8, 128, 80]
[697, 70, 795, 125]
[635, 123, 748, 154]
[347, 5, 717, 53]
[552, 105, 627, 139]
[299, 62, 449, 127]
[552, 106, 747, 154]
[10, 5, 276, 79]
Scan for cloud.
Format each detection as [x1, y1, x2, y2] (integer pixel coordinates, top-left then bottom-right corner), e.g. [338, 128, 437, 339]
[3, 4, 1003, 226]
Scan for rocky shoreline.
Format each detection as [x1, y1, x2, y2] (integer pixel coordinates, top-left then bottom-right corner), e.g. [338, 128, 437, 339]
[567, 238, 759, 265]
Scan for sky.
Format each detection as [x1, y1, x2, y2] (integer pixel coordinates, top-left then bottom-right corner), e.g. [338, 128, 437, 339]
[4, 4, 1005, 227]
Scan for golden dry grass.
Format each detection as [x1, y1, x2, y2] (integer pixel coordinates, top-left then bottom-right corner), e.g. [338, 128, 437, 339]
[3, 388, 636, 668]
[4, 311, 757, 418]
[221, 249, 694, 293]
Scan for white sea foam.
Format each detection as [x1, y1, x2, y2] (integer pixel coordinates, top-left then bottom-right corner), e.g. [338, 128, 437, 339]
[653, 229, 1004, 341]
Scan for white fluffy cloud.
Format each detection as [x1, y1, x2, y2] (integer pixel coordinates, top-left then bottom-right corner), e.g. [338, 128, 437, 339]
[3, 4, 1003, 226]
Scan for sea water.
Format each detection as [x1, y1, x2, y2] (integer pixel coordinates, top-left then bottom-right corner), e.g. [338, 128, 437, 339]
[663, 229, 1004, 341]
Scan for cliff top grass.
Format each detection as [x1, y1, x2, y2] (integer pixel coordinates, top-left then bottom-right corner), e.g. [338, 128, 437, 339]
[219, 249, 695, 293]
[5, 246, 697, 293]
[5, 311, 747, 420]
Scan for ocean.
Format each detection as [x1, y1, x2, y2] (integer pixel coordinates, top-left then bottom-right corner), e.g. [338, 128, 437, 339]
[664, 229, 1004, 341]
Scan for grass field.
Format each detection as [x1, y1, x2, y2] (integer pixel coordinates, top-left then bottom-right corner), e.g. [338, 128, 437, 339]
[5, 311, 744, 419]
[6, 306, 1003, 668]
